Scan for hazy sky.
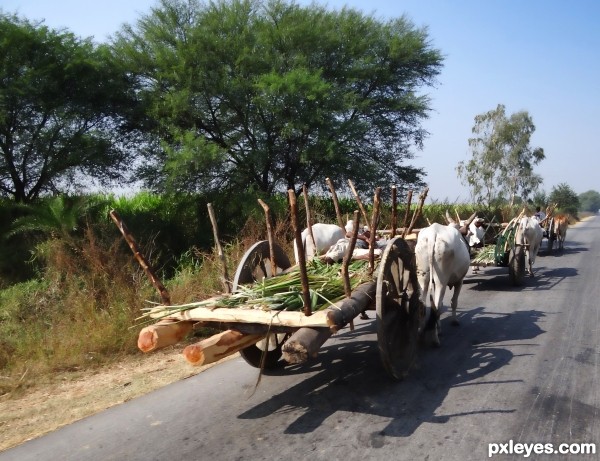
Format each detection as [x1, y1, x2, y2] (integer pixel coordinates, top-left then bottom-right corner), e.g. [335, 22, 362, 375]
[2, 0, 598, 201]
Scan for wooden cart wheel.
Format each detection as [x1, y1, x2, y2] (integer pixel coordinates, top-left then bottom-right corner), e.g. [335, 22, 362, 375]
[508, 245, 525, 286]
[376, 236, 421, 380]
[232, 240, 292, 369]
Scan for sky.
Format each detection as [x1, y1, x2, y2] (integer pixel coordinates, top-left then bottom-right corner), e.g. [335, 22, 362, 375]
[2, 0, 599, 202]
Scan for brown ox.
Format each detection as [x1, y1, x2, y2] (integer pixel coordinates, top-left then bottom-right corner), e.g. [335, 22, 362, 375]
[553, 214, 569, 251]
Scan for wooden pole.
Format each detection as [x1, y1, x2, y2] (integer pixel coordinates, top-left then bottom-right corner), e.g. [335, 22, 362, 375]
[341, 210, 360, 331]
[302, 184, 316, 251]
[341, 211, 360, 299]
[207, 203, 231, 294]
[403, 188, 428, 237]
[109, 209, 171, 306]
[347, 179, 370, 229]
[391, 186, 398, 238]
[368, 187, 382, 275]
[288, 190, 313, 316]
[401, 190, 413, 230]
[325, 177, 345, 229]
[258, 199, 276, 278]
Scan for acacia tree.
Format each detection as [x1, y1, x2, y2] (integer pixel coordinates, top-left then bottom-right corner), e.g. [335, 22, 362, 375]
[112, 0, 443, 197]
[0, 14, 138, 202]
[457, 104, 545, 207]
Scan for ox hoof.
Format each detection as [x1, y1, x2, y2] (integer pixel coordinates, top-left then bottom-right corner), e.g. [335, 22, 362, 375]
[451, 319, 460, 327]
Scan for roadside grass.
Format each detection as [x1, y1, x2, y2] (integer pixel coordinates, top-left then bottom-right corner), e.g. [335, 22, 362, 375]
[0, 220, 275, 398]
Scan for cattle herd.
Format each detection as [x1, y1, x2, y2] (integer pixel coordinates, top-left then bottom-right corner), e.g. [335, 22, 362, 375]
[296, 211, 569, 347]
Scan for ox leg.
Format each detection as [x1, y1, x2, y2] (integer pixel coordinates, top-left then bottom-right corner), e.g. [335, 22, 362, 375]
[424, 284, 442, 348]
[449, 282, 463, 326]
[423, 302, 440, 348]
[525, 250, 534, 277]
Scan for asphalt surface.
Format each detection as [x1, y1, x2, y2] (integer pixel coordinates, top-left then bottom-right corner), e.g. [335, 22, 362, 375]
[2, 216, 599, 461]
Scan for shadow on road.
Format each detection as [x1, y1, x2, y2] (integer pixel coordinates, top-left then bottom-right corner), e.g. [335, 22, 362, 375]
[238, 307, 545, 438]
[466, 265, 578, 292]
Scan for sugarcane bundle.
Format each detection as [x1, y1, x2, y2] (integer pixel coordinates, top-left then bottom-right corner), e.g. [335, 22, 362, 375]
[138, 258, 373, 325]
[471, 245, 496, 265]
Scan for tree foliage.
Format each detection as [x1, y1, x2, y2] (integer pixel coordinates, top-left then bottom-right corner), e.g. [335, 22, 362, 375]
[456, 104, 545, 207]
[0, 14, 138, 202]
[578, 190, 600, 212]
[112, 0, 443, 197]
[549, 183, 580, 216]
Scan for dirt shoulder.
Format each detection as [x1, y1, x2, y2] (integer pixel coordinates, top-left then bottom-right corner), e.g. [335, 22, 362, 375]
[0, 348, 231, 452]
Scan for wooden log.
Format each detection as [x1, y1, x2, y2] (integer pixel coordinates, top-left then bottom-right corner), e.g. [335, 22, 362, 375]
[282, 282, 377, 364]
[325, 281, 377, 333]
[109, 209, 171, 305]
[137, 319, 195, 352]
[325, 177, 345, 230]
[183, 330, 265, 366]
[207, 203, 231, 293]
[282, 327, 333, 364]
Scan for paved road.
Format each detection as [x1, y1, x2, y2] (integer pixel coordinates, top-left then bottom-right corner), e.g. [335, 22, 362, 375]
[2, 217, 599, 461]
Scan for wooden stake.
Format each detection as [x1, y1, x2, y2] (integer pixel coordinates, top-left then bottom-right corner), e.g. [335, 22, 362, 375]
[207, 203, 231, 293]
[341, 210, 360, 331]
[347, 179, 370, 228]
[288, 190, 313, 316]
[302, 184, 316, 251]
[391, 186, 398, 238]
[325, 177, 345, 229]
[109, 209, 171, 306]
[368, 187, 382, 275]
[403, 188, 429, 237]
[258, 199, 276, 278]
[401, 190, 413, 232]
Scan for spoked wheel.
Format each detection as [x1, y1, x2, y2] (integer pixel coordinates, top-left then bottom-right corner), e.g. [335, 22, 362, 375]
[508, 245, 525, 286]
[376, 237, 421, 380]
[232, 240, 292, 369]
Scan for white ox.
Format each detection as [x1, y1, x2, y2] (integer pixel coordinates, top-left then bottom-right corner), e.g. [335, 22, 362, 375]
[293, 223, 346, 264]
[516, 216, 543, 276]
[414, 223, 471, 347]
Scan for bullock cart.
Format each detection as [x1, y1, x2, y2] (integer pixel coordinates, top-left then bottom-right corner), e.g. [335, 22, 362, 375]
[118, 186, 428, 381]
[469, 212, 534, 286]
